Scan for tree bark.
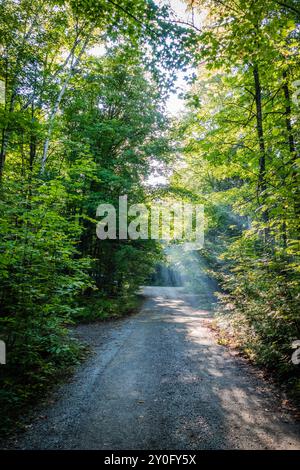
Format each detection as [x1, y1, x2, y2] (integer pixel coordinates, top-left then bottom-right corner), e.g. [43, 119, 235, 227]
[40, 34, 91, 172]
[0, 89, 16, 178]
[253, 65, 269, 238]
[282, 70, 300, 221]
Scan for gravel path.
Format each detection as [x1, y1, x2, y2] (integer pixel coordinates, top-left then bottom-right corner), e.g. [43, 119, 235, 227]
[3, 286, 300, 450]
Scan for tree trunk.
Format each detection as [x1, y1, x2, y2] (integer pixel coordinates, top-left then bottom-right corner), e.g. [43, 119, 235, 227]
[40, 34, 91, 172]
[253, 65, 269, 241]
[282, 70, 300, 222]
[0, 91, 16, 178]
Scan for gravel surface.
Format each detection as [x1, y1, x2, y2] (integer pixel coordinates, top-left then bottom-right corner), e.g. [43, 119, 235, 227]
[2, 286, 300, 450]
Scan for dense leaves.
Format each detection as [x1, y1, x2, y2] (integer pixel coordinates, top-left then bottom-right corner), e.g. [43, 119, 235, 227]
[173, 0, 300, 395]
[0, 0, 187, 432]
[0, 0, 299, 434]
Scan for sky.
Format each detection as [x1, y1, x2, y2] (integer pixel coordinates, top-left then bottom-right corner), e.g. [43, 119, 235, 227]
[146, 1, 201, 185]
[161, 0, 199, 116]
[87, 0, 200, 116]
[86, 0, 201, 185]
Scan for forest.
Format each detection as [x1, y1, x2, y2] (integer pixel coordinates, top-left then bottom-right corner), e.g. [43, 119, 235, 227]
[0, 0, 299, 435]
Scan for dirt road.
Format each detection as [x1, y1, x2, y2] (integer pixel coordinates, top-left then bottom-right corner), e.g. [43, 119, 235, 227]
[6, 286, 300, 449]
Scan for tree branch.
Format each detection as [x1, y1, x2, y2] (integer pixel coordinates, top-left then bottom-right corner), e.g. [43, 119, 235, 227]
[274, 1, 300, 15]
[169, 19, 201, 33]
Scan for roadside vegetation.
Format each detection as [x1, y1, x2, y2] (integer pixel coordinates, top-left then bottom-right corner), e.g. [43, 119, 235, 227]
[0, 0, 299, 434]
[172, 0, 300, 399]
[0, 0, 195, 434]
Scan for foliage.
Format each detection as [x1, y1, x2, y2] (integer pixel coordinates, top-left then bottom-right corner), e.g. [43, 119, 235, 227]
[0, 0, 189, 433]
[1, 0, 299, 433]
[174, 0, 300, 393]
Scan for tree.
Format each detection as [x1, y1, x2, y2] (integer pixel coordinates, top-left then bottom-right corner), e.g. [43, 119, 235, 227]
[0, 0, 192, 432]
[173, 0, 300, 387]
